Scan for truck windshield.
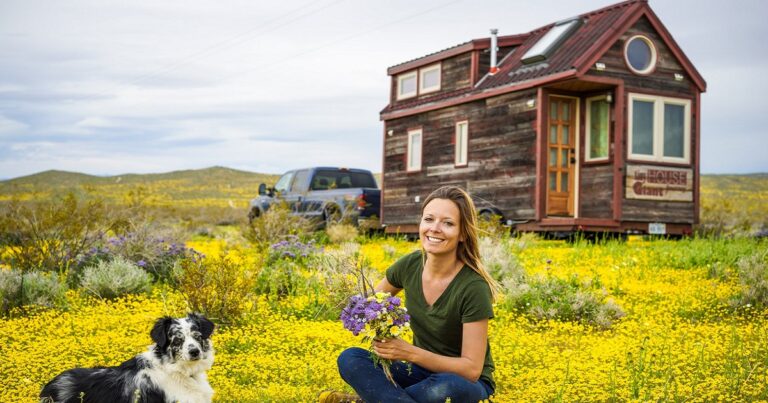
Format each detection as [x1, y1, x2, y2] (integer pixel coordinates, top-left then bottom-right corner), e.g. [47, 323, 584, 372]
[274, 172, 294, 192]
[311, 170, 377, 190]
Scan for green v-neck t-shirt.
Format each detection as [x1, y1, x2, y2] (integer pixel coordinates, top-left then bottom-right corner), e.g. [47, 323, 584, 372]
[386, 250, 496, 391]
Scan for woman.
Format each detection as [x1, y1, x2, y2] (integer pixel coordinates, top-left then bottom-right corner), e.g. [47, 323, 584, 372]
[334, 185, 499, 403]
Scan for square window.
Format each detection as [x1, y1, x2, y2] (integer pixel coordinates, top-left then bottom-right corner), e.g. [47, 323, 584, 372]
[419, 64, 441, 94]
[628, 93, 691, 163]
[397, 72, 417, 100]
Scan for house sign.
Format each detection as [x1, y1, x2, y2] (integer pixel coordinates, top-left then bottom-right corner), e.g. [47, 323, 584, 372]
[625, 165, 693, 202]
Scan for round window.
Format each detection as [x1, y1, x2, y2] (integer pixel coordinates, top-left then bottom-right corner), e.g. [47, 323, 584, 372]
[625, 35, 656, 74]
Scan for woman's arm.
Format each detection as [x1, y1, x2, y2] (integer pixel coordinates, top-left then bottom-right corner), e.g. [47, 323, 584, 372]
[373, 319, 488, 382]
[374, 278, 402, 296]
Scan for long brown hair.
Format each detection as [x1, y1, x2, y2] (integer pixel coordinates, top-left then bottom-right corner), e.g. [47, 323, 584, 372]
[421, 185, 500, 302]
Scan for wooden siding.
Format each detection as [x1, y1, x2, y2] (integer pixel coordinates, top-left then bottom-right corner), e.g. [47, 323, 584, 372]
[383, 89, 538, 226]
[578, 164, 614, 218]
[622, 199, 694, 223]
[478, 45, 516, 77]
[442, 52, 472, 92]
[588, 15, 698, 225]
[592, 16, 693, 97]
[389, 52, 473, 105]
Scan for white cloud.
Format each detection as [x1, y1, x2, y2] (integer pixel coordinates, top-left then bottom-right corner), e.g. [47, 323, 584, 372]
[0, 115, 29, 135]
[0, 0, 766, 179]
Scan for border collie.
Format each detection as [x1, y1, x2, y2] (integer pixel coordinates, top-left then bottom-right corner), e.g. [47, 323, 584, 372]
[40, 313, 215, 403]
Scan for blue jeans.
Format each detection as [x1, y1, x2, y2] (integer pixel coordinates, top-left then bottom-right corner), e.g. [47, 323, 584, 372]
[337, 347, 493, 403]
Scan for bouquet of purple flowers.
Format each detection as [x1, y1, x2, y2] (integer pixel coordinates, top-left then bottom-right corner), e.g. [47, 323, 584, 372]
[341, 291, 411, 384]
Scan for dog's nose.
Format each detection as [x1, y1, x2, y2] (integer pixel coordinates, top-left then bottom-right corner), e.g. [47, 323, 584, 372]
[189, 348, 200, 359]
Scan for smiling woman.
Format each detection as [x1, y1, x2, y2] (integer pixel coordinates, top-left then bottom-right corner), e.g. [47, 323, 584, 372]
[332, 186, 500, 403]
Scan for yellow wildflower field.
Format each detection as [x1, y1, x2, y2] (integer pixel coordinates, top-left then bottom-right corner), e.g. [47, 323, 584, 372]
[1, 238, 767, 402]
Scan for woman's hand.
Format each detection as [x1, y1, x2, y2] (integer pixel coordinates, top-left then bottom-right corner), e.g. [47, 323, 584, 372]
[372, 338, 415, 361]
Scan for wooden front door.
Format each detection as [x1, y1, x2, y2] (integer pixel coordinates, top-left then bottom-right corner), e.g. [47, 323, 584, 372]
[547, 96, 576, 216]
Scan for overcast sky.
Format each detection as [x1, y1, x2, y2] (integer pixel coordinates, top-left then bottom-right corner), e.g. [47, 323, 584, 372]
[1, 0, 766, 179]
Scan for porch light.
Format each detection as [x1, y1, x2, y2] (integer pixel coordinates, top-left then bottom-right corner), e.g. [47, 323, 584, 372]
[387, 129, 394, 137]
[606, 93, 613, 103]
[595, 62, 606, 71]
[674, 73, 684, 81]
[526, 99, 536, 108]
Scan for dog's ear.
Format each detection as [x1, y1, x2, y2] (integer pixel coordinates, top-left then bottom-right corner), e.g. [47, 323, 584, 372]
[150, 317, 174, 347]
[189, 313, 215, 339]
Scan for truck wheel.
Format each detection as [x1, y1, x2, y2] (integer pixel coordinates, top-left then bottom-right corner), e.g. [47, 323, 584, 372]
[324, 205, 341, 228]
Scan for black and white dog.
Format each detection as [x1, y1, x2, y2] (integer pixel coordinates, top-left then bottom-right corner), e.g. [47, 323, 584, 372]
[40, 313, 215, 403]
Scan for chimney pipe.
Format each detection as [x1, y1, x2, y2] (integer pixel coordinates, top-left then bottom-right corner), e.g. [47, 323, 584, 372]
[490, 29, 499, 75]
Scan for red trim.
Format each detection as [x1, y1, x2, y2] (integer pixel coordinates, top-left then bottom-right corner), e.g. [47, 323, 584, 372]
[574, 3, 646, 76]
[382, 70, 576, 121]
[694, 91, 701, 224]
[387, 34, 527, 75]
[539, 218, 619, 227]
[642, 6, 706, 92]
[575, 5, 706, 92]
[405, 127, 424, 174]
[625, 87, 695, 101]
[535, 88, 546, 221]
[453, 120, 469, 168]
[381, 123, 388, 224]
[384, 224, 419, 234]
[614, 82, 625, 222]
[624, 159, 693, 169]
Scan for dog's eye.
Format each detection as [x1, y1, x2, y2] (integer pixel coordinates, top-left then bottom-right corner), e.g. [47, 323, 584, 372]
[172, 338, 183, 346]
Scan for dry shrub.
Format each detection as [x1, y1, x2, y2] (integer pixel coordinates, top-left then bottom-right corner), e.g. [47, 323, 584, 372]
[79, 257, 152, 299]
[175, 253, 257, 325]
[0, 269, 67, 314]
[243, 202, 315, 248]
[326, 223, 359, 244]
[732, 249, 768, 309]
[0, 194, 115, 274]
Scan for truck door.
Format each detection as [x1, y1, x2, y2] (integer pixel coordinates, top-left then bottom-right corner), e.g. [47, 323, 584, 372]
[286, 169, 311, 214]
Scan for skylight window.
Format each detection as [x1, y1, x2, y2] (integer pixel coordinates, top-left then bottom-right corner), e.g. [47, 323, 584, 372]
[522, 17, 583, 64]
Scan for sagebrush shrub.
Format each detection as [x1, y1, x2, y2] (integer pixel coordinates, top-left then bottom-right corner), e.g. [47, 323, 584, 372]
[507, 274, 625, 329]
[732, 249, 768, 309]
[480, 237, 624, 328]
[255, 237, 323, 299]
[80, 257, 152, 299]
[326, 223, 359, 244]
[0, 269, 67, 313]
[175, 253, 257, 325]
[244, 203, 315, 247]
[313, 242, 379, 319]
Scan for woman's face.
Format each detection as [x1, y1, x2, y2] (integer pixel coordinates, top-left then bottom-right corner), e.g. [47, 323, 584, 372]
[420, 198, 463, 256]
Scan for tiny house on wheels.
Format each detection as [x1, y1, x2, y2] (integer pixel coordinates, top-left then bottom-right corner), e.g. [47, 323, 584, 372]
[379, 0, 706, 237]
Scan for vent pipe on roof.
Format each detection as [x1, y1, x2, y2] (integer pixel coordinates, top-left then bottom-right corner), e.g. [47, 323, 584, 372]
[490, 29, 499, 75]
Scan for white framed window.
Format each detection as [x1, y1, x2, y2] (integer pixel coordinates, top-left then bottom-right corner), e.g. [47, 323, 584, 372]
[397, 71, 417, 100]
[628, 93, 691, 164]
[625, 35, 657, 75]
[455, 120, 468, 166]
[585, 96, 610, 162]
[419, 64, 441, 94]
[407, 129, 422, 172]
